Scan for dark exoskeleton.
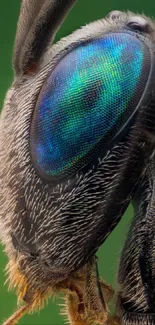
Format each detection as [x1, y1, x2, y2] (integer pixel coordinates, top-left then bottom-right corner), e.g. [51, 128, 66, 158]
[1, 1, 155, 325]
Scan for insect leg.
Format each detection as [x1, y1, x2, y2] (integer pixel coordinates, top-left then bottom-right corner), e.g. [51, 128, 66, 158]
[116, 162, 155, 324]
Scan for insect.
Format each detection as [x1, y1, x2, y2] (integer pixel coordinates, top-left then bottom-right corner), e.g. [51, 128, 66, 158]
[1, 0, 155, 324]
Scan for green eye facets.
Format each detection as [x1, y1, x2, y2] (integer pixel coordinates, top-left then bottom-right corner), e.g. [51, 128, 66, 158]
[31, 33, 149, 179]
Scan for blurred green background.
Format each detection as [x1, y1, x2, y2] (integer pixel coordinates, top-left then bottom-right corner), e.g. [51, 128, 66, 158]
[0, 1, 155, 324]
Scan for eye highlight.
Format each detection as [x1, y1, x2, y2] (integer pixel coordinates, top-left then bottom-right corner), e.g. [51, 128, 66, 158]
[30, 33, 149, 181]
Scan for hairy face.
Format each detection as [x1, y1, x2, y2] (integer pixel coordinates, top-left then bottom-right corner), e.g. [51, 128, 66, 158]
[1, 10, 155, 303]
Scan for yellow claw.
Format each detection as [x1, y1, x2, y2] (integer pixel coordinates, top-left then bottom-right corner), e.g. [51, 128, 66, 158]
[57, 257, 115, 325]
[3, 305, 30, 325]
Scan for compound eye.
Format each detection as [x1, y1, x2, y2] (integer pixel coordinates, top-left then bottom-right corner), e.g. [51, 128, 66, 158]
[31, 33, 150, 181]
[127, 17, 150, 33]
[107, 10, 122, 20]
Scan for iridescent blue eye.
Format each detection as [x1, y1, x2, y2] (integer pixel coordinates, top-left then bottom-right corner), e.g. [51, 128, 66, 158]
[31, 32, 151, 180]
